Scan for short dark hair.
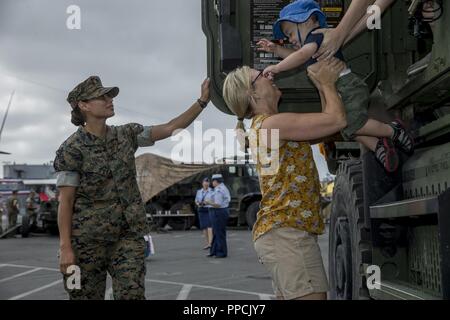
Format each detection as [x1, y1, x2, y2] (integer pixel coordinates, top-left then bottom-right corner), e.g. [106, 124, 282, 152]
[71, 106, 86, 127]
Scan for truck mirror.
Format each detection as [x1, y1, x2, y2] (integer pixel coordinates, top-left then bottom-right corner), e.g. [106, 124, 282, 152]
[218, 0, 243, 73]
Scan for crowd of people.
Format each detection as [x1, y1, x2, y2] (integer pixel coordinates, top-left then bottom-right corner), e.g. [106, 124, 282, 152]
[0, 190, 40, 232]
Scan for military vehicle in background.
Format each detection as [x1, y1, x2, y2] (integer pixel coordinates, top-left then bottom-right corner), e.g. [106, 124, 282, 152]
[0, 179, 31, 238]
[320, 174, 335, 223]
[203, 0, 449, 299]
[34, 198, 59, 235]
[136, 153, 261, 230]
[0, 179, 59, 238]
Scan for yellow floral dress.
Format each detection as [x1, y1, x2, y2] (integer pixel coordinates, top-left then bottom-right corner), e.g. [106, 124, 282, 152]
[249, 114, 325, 242]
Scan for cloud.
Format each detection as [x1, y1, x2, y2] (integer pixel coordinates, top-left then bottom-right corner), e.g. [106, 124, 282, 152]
[0, 0, 329, 179]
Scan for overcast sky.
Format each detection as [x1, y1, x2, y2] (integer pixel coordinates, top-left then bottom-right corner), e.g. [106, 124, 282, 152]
[0, 0, 329, 179]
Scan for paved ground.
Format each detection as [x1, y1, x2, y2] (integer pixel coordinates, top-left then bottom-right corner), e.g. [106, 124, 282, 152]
[0, 228, 329, 300]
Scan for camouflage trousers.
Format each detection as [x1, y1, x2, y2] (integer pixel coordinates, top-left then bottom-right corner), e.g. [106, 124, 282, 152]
[63, 232, 146, 300]
[26, 209, 37, 226]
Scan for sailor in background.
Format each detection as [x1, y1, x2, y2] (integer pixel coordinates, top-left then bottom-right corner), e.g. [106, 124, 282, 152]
[7, 190, 20, 229]
[204, 174, 231, 258]
[195, 177, 213, 250]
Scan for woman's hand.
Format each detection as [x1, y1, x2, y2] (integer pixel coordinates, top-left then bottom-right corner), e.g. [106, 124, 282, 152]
[257, 39, 279, 54]
[308, 66, 324, 91]
[200, 78, 211, 103]
[263, 65, 280, 80]
[307, 58, 346, 88]
[311, 28, 346, 61]
[59, 246, 76, 275]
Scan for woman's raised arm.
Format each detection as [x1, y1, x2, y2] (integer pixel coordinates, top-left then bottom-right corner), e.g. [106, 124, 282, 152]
[262, 59, 347, 143]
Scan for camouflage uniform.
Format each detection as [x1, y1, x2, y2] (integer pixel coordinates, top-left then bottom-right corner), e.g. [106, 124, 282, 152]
[7, 196, 19, 228]
[26, 194, 39, 227]
[54, 76, 155, 300]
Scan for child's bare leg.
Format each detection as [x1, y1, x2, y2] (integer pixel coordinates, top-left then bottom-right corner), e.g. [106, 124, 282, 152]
[207, 228, 213, 246]
[203, 229, 209, 246]
[355, 119, 394, 138]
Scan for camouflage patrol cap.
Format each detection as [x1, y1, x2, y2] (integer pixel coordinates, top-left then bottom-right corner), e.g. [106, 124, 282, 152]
[67, 76, 119, 108]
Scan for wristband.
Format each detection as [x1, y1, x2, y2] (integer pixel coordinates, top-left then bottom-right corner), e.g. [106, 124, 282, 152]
[197, 99, 208, 109]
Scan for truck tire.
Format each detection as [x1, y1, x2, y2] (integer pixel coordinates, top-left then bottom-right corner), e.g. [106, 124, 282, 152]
[21, 215, 30, 238]
[329, 160, 372, 300]
[246, 202, 260, 230]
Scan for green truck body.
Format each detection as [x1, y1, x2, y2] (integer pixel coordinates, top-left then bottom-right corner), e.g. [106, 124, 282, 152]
[202, 0, 450, 299]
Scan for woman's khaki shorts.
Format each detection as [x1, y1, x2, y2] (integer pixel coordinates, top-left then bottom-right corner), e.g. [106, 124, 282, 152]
[254, 227, 329, 300]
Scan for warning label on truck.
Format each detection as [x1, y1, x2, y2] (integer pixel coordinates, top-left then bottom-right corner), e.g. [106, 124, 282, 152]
[250, 0, 344, 70]
[251, 0, 291, 70]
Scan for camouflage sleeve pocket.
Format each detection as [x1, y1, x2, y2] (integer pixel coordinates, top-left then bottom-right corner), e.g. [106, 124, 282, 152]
[54, 144, 82, 173]
[56, 171, 81, 188]
[126, 123, 145, 151]
[137, 126, 155, 148]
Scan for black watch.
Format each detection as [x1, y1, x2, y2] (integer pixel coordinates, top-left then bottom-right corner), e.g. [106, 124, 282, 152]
[197, 99, 208, 109]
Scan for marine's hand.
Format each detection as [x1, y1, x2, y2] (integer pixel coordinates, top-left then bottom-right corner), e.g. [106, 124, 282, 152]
[200, 78, 211, 103]
[307, 58, 346, 87]
[59, 246, 76, 275]
[257, 39, 279, 53]
[311, 28, 345, 61]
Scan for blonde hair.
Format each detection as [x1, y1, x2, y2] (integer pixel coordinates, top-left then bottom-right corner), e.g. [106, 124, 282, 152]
[223, 66, 253, 150]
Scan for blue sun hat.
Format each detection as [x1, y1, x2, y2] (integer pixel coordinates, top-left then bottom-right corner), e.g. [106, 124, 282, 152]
[273, 0, 328, 40]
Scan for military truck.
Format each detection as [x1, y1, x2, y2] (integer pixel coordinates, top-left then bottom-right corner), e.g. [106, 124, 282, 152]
[202, 0, 449, 299]
[34, 198, 59, 236]
[0, 179, 32, 238]
[320, 175, 335, 223]
[136, 153, 261, 230]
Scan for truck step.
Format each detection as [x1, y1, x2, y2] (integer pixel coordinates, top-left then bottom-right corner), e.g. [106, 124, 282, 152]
[417, 114, 450, 142]
[369, 279, 441, 300]
[370, 196, 439, 219]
